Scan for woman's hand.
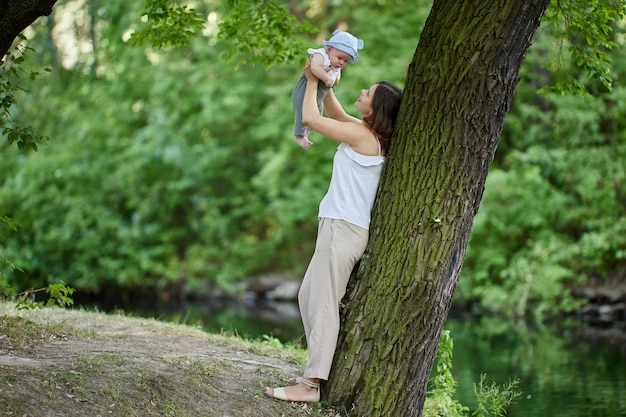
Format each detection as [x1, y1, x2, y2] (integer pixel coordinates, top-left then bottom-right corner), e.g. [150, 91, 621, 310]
[303, 58, 318, 82]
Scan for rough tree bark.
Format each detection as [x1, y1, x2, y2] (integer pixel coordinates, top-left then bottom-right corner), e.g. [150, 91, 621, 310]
[0, 0, 58, 58]
[326, 1, 550, 416]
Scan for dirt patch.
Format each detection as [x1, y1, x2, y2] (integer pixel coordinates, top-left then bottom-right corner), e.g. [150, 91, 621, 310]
[0, 303, 340, 417]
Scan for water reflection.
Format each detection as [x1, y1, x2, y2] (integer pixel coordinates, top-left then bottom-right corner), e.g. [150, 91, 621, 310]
[445, 316, 626, 417]
[78, 299, 626, 417]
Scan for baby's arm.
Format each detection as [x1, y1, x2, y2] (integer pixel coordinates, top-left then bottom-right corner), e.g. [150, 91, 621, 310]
[310, 53, 334, 87]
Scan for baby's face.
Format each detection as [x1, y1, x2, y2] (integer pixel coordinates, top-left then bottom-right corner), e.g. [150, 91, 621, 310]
[327, 46, 353, 69]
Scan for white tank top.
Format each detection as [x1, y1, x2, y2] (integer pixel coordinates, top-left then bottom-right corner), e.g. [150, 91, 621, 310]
[318, 143, 385, 230]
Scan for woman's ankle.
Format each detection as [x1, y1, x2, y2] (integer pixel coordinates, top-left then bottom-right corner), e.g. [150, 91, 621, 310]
[300, 377, 320, 389]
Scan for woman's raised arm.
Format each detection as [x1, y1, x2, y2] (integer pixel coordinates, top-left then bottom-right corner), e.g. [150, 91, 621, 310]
[322, 89, 360, 123]
[301, 65, 376, 153]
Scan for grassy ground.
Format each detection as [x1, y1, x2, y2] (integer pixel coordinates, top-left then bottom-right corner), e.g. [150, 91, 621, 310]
[0, 302, 342, 417]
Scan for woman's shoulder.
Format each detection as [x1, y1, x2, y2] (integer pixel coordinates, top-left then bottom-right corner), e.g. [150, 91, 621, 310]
[331, 122, 381, 154]
[339, 143, 385, 165]
[340, 130, 385, 157]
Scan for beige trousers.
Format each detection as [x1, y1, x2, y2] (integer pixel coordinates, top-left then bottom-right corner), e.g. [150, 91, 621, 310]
[298, 217, 369, 380]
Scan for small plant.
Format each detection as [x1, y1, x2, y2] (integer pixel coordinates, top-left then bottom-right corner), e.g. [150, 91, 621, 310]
[6, 282, 75, 310]
[1, 219, 74, 310]
[423, 330, 469, 417]
[472, 374, 522, 417]
[261, 334, 285, 349]
[259, 334, 307, 367]
[424, 330, 522, 417]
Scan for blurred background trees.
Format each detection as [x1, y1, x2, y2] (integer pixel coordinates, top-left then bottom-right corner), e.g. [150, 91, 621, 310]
[1, 0, 624, 320]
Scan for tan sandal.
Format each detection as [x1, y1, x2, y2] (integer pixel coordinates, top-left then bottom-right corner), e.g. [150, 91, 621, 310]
[265, 378, 320, 403]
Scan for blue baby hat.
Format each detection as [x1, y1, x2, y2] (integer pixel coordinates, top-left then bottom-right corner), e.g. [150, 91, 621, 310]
[322, 29, 364, 64]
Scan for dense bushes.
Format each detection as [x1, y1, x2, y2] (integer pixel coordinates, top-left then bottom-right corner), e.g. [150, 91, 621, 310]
[458, 37, 626, 318]
[1, 1, 624, 318]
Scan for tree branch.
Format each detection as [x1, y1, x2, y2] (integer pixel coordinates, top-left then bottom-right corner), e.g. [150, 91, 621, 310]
[0, 0, 58, 58]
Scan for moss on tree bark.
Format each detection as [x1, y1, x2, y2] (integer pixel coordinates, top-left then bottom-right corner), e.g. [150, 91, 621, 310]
[325, 1, 550, 415]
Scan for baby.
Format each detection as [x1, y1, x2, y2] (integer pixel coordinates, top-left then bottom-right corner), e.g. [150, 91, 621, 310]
[291, 29, 364, 150]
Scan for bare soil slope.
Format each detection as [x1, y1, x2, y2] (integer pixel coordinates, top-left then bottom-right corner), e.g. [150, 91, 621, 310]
[0, 303, 337, 417]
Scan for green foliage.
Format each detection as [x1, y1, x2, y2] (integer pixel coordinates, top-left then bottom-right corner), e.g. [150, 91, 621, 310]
[472, 375, 522, 417]
[0, 256, 20, 298]
[460, 167, 582, 319]
[261, 334, 285, 348]
[0, 1, 323, 293]
[542, 0, 626, 94]
[457, 16, 626, 319]
[424, 330, 521, 417]
[129, 0, 206, 48]
[443, 316, 624, 417]
[2, 282, 74, 311]
[424, 330, 469, 417]
[260, 334, 308, 366]
[45, 282, 75, 308]
[1, 0, 625, 318]
[0, 0, 428, 296]
[1, 216, 17, 232]
[218, 0, 317, 67]
[1, 217, 21, 301]
[1, 34, 49, 151]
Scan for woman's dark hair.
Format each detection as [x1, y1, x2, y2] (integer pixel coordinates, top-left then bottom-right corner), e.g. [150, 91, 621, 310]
[363, 81, 403, 154]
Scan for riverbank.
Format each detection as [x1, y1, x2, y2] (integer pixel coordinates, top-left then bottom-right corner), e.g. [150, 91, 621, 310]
[0, 302, 338, 417]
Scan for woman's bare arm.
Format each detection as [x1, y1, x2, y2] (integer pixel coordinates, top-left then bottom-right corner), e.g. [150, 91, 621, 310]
[323, 89, 361, 123]
[302, 66, 377, 154]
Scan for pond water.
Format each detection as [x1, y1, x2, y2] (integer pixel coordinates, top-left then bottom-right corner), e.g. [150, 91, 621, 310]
[79, 298, 626, 417]
[445, 316, 626, 417]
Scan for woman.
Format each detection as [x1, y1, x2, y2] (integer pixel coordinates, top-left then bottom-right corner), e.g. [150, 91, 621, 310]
[265, 62, 403, 403]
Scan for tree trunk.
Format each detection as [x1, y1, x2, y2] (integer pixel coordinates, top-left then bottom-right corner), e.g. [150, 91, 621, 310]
[326, 0, 550, 415]
[0, 0, 58, 59]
